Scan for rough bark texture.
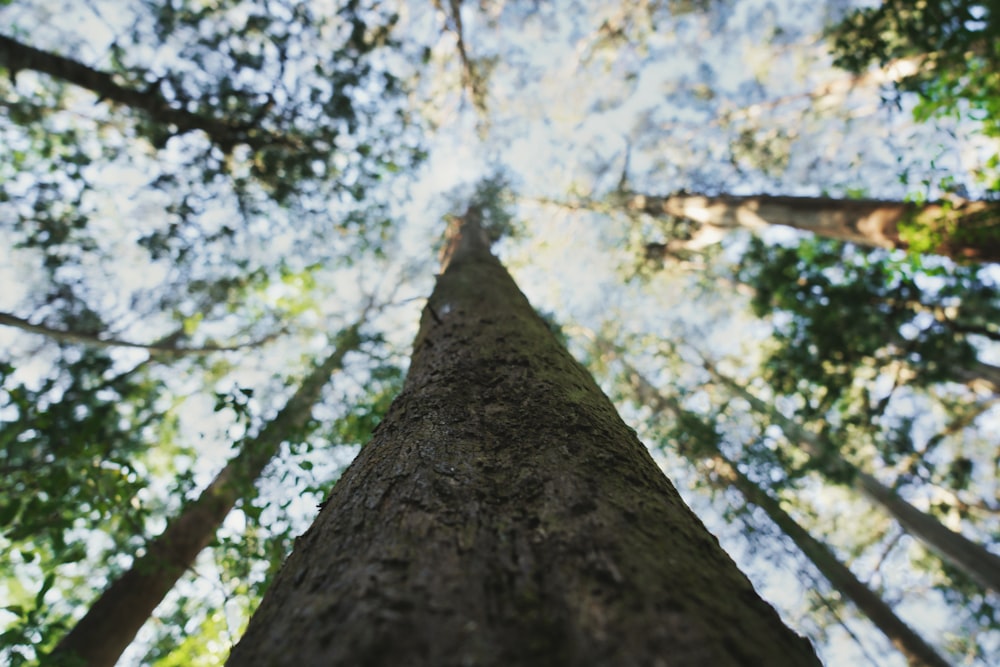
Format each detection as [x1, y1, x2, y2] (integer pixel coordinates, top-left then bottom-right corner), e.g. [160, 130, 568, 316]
[227, 211, 819, 667]
[623, 367, 950, 667]
[49, 328, 359, 667]
[0, 33, 285, 151]
[633, 192, 1000, 263]
[704, 361, 1000, 595]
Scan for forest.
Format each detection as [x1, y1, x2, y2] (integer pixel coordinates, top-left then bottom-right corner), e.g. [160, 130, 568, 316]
[0, 0, 998, 665]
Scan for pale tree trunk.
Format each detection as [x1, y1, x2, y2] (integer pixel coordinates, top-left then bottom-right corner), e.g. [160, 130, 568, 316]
[634, 192, 1000, 264]
[49, 325, 361, 667]
[226, 210, 820, 666]
[702, 359, 1000, 594]
[623, 365, 950, 667]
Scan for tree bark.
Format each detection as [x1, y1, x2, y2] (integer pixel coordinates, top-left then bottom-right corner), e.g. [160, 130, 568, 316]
[951, 360, 1000, 394]
[623, 366, 951, 667]
[702, 359, 1000, 594]
[48, 326, 361, 667]
[226, 210, 819, 667]
[633, 192, 1000, 264]
[0, 33, 288, 151]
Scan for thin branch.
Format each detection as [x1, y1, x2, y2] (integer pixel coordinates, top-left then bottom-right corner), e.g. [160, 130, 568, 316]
[430, 0, 488, 114]
[0, 311, 281, 356]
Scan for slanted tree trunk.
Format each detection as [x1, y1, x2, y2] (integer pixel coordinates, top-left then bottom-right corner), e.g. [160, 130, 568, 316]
[633, 192, 1000, 264]
[702, 359, 1000, 594]
[711, 458, 952, 667]
[226, 210, 820, 667]
[623, 364, 950, 667]
[49, 325, 361, 667]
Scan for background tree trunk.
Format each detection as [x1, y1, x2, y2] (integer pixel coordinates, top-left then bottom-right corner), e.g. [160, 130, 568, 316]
[952, 361, 1000, 394]
[0, 33, 285, 150]
[702, 359, 1000, 594]
[710, 458, 950, 667]
[623, 364, 950, 667]
[49, 326, 361, 667]
[632, 192, 1000, 263]
[226, 211, 820, 666]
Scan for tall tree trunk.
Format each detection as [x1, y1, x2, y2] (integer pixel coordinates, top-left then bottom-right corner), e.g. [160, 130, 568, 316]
[633, 192, 1000, 263]
[623, 365, 951, 667]
[48, 326, 361, 667]
[226, 210, 820, 667]
[702, 359, 1000, 594]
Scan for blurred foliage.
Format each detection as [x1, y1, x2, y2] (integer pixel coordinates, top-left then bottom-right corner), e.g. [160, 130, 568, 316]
[725, 233, 1000, 661]
[334, 364, 403, 447]
[828, 0, 1000, 190]
[0, 351, 173, 663]
[0, 0, 426, 342]
[736, 236, 998, 403]
[468, 172, 520, 240]
[2, 0, 424, 205]
[0, 353, 166, 558]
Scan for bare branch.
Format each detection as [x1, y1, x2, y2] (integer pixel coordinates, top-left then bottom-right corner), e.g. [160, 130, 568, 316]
[0, 311, 281, 356]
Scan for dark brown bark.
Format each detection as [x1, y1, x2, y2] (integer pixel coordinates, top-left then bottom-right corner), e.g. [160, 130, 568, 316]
[227, 210, 819, 666]
[49, 326, 360, 667]
[631, 192, 1000, 264]
[0, 33, 286, 151]
[623, 366, 950, 667]
[702, 360, 1000, 595]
